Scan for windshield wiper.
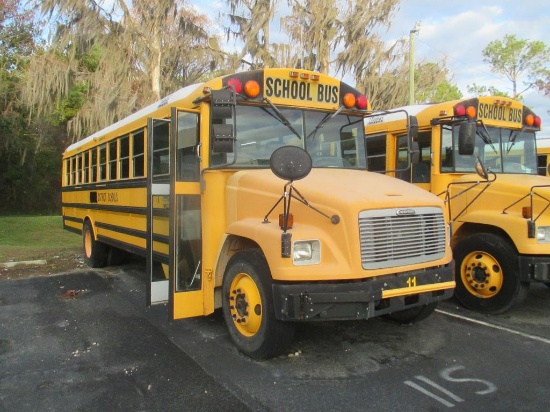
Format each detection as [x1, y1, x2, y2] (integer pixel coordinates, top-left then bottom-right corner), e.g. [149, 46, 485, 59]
[305, 107, 344, 140]
[262, 97, 302, 140]
[506, 130, 520, 155]
[476, 121, 498, 154]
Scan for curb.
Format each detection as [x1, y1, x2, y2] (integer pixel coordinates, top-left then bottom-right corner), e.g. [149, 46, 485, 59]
[0, 260, 48, 269]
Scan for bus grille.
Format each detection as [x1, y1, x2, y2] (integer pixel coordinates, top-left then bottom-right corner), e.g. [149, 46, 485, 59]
[359, 207, 446, 270]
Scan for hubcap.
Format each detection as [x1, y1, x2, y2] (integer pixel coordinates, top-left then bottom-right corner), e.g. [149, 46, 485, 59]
[461, 251, 503, 298]
[228, 273, 262, 337]
[84, 229, 92, 259]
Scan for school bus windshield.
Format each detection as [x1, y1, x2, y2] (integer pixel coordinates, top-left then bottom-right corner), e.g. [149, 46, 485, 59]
[442, 124, 538, 174]
[225, 105, 366, 169]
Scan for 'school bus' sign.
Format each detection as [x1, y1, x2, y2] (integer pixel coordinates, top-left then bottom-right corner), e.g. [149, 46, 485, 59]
[265, 76, 339, 104]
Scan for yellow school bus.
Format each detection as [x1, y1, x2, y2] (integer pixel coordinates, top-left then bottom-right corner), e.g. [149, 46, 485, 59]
[62, 68, 454, 359]
[365, 96, 549, 314]
[537, 138, 550, 176]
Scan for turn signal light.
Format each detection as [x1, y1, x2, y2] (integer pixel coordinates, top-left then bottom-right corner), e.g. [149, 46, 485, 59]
[244, 80, 260, 98]
[522, 206, 532, 219]
[343, 93, 356, 108]
[279, 213, 293, 229]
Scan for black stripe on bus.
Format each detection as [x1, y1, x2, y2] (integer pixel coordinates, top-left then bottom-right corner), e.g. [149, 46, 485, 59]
[61, 178, 147, 192]
[62, 202, 169, 218]
[96, 221, 168, 246]
[64, 225, 82, 236]
[95, 221, 147, 240]
[97, 231, 168, 264]
[63, 215, 83, 225]
[97, 236, 145, 257]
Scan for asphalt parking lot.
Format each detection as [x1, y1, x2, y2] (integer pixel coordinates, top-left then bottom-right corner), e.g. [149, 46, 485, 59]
[0, 268, 256, 411]
[2, 263, 550, 411]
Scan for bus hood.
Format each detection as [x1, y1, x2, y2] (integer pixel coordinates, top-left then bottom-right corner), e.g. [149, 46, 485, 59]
[451, 173, 550, 218]
[226, 168, 445, 221]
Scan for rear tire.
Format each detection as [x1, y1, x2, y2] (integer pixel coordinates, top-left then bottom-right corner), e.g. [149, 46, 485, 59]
[83, 220, 108, 268]
[453, 233, 529, 314]
[222, 249, 294, 359]
[385, 302, 438, 323]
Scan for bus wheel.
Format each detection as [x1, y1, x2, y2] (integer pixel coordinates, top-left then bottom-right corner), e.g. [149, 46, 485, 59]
[385, 302, 438, 324]
[453, 233, 529, 314]
[222, 249, 294, 360]
[83, 220, 108, 268]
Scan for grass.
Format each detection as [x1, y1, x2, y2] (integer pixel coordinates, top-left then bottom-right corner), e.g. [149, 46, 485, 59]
[0, 216, 81, 263]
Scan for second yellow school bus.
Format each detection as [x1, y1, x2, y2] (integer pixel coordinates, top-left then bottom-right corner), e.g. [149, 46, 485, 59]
[537, 138, 550, 176]
[62, 68, 454, 359]
[365, 96, 549, 314]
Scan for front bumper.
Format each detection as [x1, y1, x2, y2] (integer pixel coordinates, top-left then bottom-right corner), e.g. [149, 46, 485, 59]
[519, 255, 550, 282]
[272, 262, 454, 321]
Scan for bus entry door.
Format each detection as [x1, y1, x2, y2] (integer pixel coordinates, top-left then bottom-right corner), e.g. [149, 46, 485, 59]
[169, 108, 206, 319]
[146, 117, 171, 305]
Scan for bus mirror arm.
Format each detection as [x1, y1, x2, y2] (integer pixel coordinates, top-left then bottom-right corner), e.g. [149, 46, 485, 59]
[474, 156, 490, 180]
[438, 159, 496, 227]
[265, 146, 340, 257]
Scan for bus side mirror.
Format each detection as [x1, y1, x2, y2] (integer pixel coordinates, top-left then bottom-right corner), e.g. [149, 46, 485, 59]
[268, 146, 313, 258]
[409, 115, 418, 140]
[270, 146, 312, 181]
[409, 116, 420, 163]
[410, 141, 420, 164]
[211, 89, 236, 153]
[458, 121, 475, 155]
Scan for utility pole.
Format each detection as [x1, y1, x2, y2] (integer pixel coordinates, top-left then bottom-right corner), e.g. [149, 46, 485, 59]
[409, 22, 420, 105]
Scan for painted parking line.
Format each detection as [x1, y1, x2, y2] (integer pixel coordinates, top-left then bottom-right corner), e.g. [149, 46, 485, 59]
[436, 309, 550, 345]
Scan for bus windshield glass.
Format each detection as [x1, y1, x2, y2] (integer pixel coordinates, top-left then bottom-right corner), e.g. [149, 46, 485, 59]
[227, 105, 366, 169]
[442, 125, 537, 174]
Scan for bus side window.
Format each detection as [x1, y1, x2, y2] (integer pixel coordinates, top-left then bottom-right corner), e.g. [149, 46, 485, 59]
[411, 132, 431, 183]
[441, 126, 454, 172]
[366, 134, 387, 172]
[133, 130, 145, 178]
[538, 154, 548, 176]
[152, 122, 170, 176]
[120, 135, 130, 178]
[177, 112, 199, 182]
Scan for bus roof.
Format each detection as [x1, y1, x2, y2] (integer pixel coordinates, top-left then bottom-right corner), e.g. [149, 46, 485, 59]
[65, 82, 202, 153]
[365, 104, 433, 125]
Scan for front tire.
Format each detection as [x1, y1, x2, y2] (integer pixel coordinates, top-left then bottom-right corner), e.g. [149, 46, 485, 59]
[453, 233, 529, 314]
[222, 249, 294, 360]
[83, 220, 108, 268]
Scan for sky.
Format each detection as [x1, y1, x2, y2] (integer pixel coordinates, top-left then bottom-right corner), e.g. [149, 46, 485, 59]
[189, 0, 550, 136]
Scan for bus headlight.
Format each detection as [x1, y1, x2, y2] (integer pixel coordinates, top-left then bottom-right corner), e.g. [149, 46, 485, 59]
[537, 227, 550, 243]
[293, 240, 321, 265]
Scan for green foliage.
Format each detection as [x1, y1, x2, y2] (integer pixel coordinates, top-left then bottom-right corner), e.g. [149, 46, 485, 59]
[414, 62, 462, 103]
[479, 34, 550, 98]
[0, 1, 67, 216]
[52, 81, 90, 125]
[466, 83, 513, 99]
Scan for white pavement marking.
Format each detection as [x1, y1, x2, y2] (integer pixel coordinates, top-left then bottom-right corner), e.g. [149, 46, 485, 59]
[436, 309, 550, 345]
[404, 380, 456, 407]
